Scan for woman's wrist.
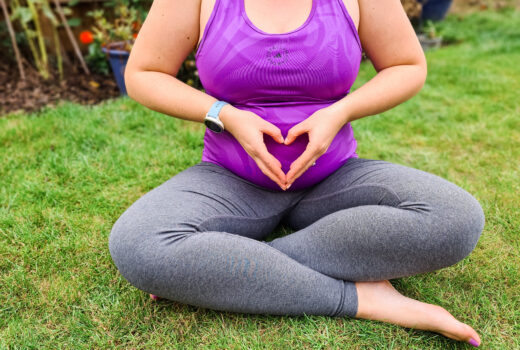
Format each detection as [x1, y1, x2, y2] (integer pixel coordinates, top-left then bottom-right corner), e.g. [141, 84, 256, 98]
[325, 98, 354, 126]
[219, 103, 241, 133]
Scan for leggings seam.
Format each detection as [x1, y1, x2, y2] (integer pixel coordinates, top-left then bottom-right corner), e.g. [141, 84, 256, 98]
[298, 183, 403, 205]
[195, 210, 289, 233]
[331, 281, 346, 317]
[196, 228, 304, 264]
[197, 161, 284, 193]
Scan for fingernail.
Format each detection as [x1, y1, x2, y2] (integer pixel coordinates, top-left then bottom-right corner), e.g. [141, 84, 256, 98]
[468, 338, 479, 347]
[287, 184, 291, 189]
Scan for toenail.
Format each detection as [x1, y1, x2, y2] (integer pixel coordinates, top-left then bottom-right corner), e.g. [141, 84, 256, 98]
[468, 338, 479, 347]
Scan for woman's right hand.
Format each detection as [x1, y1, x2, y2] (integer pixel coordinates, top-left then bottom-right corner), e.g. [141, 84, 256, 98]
[219, 105, 288, 190]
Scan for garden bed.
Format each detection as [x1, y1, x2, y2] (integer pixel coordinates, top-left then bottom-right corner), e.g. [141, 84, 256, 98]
[0, 60, 119, 116]
[452, 0, 520, 13]
[1, 0, 518, 117]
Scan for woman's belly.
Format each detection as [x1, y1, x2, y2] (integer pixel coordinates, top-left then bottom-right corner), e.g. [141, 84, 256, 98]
[201, 102, 358, 191]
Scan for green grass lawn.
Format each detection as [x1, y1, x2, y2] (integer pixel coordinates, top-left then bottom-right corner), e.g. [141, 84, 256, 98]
[1, 9, 519, 349]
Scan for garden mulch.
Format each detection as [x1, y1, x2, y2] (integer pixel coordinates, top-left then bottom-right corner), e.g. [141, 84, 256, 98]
[452, 0, 520, 13]
[0, 60, 120, 117]
[2, 0, 518, 117]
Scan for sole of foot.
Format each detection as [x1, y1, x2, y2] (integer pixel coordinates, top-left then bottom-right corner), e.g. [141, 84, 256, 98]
[354, 280, 481, 347]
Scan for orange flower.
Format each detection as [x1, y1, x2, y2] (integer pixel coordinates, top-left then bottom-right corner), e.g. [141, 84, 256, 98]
[79, 30, 94, 45]
[133, 32, 138, 39]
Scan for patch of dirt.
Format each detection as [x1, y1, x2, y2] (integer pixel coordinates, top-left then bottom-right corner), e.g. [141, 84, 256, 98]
[0, 59, 120, 117]
[451, 0, 520, 13]
[1, 53, 201, 117]
[2, 2, 518, 117]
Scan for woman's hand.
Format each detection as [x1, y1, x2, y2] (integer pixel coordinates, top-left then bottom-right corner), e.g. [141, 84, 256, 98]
[220, 107, 288, 190]
[284, 106, 347, 188]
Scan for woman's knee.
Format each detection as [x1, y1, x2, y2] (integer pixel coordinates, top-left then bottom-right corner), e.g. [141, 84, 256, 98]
[108, 211, 191, 292]
[434, 190, 485, 266]
[108, 213, 147, 288]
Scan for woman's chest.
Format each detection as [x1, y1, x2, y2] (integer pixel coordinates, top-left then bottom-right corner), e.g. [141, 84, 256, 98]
[195, 0, 362, 105]
[196, 0, 360, 51]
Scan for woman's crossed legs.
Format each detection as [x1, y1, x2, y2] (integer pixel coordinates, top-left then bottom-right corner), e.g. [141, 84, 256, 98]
[108, 157, 484, 344]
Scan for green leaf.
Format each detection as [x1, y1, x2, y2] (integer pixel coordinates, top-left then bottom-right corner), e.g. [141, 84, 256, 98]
[11, 7, 33, 25]
[67, 18, 81, 27]
[88, 43, 101, 56]
[42, 5, 59, 26]
[62, 7, 72, 16]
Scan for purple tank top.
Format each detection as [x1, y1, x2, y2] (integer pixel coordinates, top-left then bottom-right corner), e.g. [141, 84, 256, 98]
[195, 0, 362, 191]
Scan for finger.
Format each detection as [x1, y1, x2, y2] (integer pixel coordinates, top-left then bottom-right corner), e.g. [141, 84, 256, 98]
[284, 123, 307, 145]
[250, 142, 286, 186]
[288, 156, 317, 186]
[254, 156, 286, 190]
[257, 148, 287, 185]
[261, 122, 284, 144]
[286, 145, 319, 184]
[255, 141, 284, 175]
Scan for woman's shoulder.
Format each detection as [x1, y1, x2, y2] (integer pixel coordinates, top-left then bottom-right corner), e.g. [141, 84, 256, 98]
[339, 0, 360, 30]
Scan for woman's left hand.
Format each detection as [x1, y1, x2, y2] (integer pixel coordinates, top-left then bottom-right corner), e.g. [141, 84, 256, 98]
[284, 106, 347, 188]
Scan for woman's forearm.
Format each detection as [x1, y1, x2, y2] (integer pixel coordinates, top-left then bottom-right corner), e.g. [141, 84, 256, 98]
[328, 63, 427, 125]
[126, 62, 425, 129]
[125, 70, 238, 125]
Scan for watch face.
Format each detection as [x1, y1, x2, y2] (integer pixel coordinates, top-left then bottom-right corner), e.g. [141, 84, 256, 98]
[205, 119, 223, 133]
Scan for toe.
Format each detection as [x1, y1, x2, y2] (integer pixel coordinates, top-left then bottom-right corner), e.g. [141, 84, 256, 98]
[462, 323, 481, 345]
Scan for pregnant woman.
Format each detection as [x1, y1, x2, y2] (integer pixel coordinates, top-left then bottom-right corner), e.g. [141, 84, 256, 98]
[109, 0, 484, 346]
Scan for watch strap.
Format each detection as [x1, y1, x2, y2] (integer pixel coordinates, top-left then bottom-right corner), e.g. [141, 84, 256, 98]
[207, 101, 229, 120]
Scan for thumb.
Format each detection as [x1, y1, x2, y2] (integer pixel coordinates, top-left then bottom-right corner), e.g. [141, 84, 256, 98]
[284, 124, 306, 145]
[262, 123, 284, 144]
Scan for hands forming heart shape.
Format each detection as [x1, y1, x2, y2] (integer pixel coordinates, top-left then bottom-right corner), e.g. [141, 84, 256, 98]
[224, 105, 346, 191]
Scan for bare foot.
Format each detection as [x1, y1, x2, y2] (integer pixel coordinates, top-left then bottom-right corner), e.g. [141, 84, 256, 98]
[354, 280, 481, 347]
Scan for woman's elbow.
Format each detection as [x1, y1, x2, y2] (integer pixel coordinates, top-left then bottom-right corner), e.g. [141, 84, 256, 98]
[405, 55, 427, 97]
[124, 64, 139, 100]
[415, 54, 428, 92]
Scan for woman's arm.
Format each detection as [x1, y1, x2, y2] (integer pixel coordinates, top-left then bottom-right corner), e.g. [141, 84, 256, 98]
[283, 0, 427, 186]
[124, 0, 238, 124]
[328, 0, 427, 124]
[124, 0, 289, 189]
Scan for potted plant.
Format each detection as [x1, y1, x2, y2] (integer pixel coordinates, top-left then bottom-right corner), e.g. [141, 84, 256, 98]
[417, 20, 443, 50]
[401, 0, 445, 51]
[81, 3, 141, 95]
[418, 0, 453, 22]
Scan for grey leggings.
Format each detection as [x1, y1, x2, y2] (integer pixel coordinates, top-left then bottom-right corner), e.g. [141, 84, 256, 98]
[108, 157, 485, 318]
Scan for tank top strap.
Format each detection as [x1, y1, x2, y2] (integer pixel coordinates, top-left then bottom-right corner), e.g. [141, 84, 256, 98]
[195, 0, 243, 60]
[197, 0, 361, 57]
[332, 0, 362, 51]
